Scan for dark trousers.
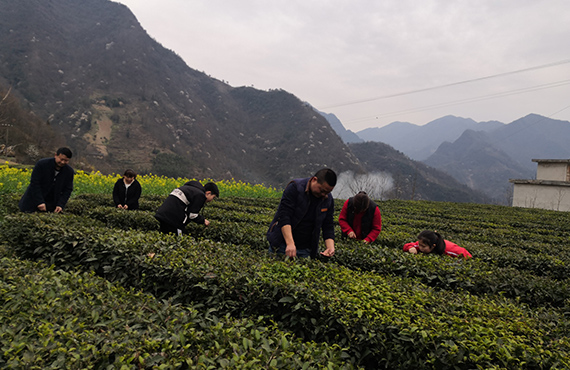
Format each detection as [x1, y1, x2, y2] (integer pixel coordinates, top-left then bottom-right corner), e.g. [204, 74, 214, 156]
[158, 220, 182, 236]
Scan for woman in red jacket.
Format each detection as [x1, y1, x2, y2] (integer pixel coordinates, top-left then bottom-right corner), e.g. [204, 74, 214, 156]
[338, 191, 382, 244]
[403, 230, 472, 258]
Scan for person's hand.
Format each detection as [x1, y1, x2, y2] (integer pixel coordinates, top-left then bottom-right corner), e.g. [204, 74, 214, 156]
[117, 205, 123, 209]
[204, 219, 210, 226]
[363, 240, 370, 244]
[408, 247, 418, 254]
[54, 206, 63, 214]
[37, 203, 47, 212]
[321, 246, 335, 257]
[285, 243, 297, 257]
[124, 205, 128, 210]
[347, 231, 356, 239]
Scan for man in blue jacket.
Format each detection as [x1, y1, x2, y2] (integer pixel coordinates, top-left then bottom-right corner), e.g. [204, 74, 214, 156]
[19, 147, 74, 213]
[267, 168, 337, 258]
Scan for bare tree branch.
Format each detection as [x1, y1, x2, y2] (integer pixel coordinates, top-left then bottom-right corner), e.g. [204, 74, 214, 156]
[0, 85, 12, 106]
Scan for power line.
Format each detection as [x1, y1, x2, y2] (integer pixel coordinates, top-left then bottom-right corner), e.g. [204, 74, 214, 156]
[319, 58, 570, 109]
[487, 103, 570, 145]
[344, 78, 570, 124]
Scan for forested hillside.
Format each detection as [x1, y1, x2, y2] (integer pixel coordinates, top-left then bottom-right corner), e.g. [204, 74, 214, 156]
[0, 0, 361, 186]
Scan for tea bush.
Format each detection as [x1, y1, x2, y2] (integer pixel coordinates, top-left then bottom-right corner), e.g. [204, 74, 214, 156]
[0, 249, 354, 369]
[2, 213, 570, 369]
[2, 167, 570, 369]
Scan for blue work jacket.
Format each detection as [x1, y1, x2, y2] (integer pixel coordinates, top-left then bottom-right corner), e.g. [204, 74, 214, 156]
[266, 177, 335, 258]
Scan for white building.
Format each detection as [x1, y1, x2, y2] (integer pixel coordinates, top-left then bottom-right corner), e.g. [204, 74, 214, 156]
[510, 159, 570, 212]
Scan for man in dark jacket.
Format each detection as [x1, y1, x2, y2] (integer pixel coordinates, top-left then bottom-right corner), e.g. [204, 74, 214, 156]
[267, 168, 337, 258]
[154, 181, 219, 235]
[19, 147, 74, 213]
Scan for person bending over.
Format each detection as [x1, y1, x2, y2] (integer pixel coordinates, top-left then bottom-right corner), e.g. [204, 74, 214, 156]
[19, 147, 74, 214]
[267, 168, 337, 258]
[154, 181, 219, 236]
[339, 191, 382, 243]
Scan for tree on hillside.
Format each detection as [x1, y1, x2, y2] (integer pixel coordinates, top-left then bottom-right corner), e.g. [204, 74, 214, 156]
[334, 171, 394, 200]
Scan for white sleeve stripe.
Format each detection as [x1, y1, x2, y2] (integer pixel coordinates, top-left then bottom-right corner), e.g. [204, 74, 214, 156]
[170, 188, 190, 205]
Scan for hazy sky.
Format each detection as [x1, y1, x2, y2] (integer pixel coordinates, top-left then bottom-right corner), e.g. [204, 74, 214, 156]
[113, 0, 570, 132]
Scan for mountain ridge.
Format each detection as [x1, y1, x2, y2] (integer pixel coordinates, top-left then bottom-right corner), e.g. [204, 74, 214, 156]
[424, 129, 533, 201]
[0, 0, 362, 187]
[326, 111, 570, 203]
[1, 0, 505, 203]
[355, 115, 504, 160]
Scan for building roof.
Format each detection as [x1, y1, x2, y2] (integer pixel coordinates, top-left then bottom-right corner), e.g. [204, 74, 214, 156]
[532, 159, 570, 163]
[509, 179, 570, 187]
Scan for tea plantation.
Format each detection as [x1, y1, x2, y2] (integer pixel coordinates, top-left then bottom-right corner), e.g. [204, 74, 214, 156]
[1, 192, 569, 369]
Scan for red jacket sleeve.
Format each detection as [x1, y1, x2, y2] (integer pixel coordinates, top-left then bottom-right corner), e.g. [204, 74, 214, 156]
[403, 241, 419, 252]
[443, 240, 472, 259]
[338, 199, 353, 235]
[364, 207, 382, 243]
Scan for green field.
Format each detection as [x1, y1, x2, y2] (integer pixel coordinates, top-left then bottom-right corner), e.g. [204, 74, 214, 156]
[1, 167, 569, 369]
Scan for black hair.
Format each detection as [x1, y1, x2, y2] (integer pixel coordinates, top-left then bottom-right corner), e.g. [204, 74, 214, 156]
[204, 182, 219, 198]
[314, 168, 337, 187]
[417, 230, 446, 255]
[56, 147, 73, 158]
[123, 169, 137, 178]
[353, 191, 370, 213]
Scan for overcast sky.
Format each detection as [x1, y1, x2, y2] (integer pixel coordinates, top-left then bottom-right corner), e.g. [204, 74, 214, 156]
[114, 0, 570, 132]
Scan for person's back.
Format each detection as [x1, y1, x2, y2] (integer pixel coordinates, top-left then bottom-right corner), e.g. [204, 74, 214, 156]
[442, 240, 472, 258]
[155, 181, 219, 235]
[403, 230, 471, 259]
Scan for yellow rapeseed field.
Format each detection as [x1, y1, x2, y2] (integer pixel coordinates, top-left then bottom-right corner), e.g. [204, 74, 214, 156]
[0, 162, 281, 198]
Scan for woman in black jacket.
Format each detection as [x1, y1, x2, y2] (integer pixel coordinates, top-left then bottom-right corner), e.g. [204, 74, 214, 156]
[113, 169, 142, 210]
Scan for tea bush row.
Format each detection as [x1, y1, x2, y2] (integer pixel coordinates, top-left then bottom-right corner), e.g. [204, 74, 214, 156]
[0, 249, 353, 369]
[333, 239, 570, 308]
[375, 200, 570, 249]
[59, 196, 570, 308]
[66, 194, 570, 258]
[63, 205, 270, 249]
[62, 197, 570, 307]
[2, 214, 569, 369]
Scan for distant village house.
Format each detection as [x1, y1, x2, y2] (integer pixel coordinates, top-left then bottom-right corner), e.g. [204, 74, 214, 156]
[510, 159, 570, 212]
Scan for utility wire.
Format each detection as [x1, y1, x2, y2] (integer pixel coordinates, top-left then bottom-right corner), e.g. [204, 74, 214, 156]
[320, 58, 570, 109]
[487, 103, 570, 145]
[345, 79, 570, 124]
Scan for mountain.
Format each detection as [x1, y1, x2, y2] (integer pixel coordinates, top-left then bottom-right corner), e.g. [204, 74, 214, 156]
[318, 111, 363, 143]
[487, 114, 570, 172]
[0, 85, 64, 161]
[349, 113, 570, 203]
[0, 0, 362, 187]
[424, 130, 533, 203]
[421, 114, 570, 202]
[348, 141, 491, 204]
[356, 116, 504, 160]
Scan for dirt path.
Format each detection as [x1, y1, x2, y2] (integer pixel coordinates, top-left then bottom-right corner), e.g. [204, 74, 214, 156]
[86, 105, 113, 156]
